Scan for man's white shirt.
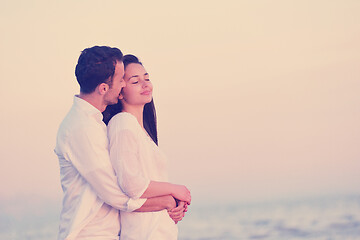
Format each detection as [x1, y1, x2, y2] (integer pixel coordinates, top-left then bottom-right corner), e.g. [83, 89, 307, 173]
[54, 96, 146, 240]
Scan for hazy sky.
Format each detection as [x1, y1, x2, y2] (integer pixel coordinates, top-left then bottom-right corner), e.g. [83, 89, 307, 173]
[0, 0, 359, 204]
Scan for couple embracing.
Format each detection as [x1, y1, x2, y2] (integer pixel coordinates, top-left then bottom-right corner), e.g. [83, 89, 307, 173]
[55, 46, 191, 240]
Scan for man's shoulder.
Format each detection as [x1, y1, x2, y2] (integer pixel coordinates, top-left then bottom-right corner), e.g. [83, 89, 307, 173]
[57, 107, 102, 138]
[55, 101, 106, 157]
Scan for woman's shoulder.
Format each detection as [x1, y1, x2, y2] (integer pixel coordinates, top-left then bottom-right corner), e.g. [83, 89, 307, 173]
[107, 112, 140, 131]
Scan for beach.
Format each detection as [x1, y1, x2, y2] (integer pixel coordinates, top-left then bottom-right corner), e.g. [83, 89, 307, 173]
[1, 194, 359, 240]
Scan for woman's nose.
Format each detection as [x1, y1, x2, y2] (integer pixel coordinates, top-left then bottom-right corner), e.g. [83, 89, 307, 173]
[142, 80, 149, 88]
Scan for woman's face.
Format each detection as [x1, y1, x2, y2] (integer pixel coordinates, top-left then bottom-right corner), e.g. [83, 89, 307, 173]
[120, 63, 153, 106]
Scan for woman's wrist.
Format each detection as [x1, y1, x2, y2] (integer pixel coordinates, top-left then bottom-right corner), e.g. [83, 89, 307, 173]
[168, 183, 176, 197]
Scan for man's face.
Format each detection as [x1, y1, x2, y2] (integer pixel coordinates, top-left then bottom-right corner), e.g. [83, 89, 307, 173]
[104, 61, 125, 105]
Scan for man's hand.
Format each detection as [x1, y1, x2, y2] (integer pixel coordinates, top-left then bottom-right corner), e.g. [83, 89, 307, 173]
[165, 195, 177, 210]
[168, 200, 188, 224]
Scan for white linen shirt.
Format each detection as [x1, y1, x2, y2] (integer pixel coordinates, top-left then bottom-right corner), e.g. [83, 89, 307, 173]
[54, 96, 146, 240]
[107, 112, 178, 240]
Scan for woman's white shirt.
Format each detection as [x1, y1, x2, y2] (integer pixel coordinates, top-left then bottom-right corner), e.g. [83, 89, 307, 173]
[107, 112, 178, 240]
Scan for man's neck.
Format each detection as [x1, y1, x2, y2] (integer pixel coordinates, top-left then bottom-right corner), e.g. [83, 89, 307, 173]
[78, 92, 106, 113]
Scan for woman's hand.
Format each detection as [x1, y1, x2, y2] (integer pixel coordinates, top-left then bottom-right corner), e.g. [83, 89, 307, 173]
[170, 184, 191, 205]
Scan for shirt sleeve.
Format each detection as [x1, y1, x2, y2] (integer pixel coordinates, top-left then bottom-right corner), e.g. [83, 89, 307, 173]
[65, 124, 146, 212]
[108, 126, 151, 200]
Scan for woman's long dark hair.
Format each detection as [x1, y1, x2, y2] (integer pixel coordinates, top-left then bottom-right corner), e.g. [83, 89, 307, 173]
[102, 54, 158, 145]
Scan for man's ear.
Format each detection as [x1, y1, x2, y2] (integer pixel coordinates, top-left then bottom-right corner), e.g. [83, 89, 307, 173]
[98, 83, 109, 95]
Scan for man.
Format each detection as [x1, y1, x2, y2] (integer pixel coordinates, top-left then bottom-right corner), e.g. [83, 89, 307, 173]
[55, 46, 184, 240]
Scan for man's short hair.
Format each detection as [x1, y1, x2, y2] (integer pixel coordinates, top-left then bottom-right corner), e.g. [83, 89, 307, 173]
[75, 46, 123, 94]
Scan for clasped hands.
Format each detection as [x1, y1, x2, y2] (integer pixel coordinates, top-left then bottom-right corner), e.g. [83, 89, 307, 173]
[167, 183, 191, 223]
[167, 198, 189, 224]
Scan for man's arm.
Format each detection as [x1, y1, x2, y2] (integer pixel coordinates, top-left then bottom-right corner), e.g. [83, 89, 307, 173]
[66, 126, 146, 212]
[135, 195, 176, 212]
[136, 195, 187, 223]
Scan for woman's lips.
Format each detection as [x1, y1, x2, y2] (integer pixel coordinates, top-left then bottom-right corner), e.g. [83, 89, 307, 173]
[141, 90, 152, 95]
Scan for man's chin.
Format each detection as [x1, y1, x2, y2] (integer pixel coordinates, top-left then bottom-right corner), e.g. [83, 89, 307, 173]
[106, 99, 119, 106]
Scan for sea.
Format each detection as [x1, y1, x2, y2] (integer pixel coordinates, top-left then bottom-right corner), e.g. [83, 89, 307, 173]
[1, 195, 359, 240]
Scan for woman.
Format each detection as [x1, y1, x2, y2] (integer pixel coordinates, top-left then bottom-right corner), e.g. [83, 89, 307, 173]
[103, 54, 191, 240]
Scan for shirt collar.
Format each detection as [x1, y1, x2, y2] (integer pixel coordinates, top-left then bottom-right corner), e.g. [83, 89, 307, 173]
[73, 95, 104, 122]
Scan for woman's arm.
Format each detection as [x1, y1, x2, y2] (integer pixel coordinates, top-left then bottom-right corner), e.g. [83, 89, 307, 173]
[141, 181, 191, 205]
[108, 120, 191, 204]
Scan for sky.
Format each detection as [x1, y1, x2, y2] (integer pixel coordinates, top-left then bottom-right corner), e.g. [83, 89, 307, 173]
[0, 0, 359, 206]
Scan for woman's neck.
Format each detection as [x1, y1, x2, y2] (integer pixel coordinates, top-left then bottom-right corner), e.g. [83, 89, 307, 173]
[122, 104, 144, 127]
